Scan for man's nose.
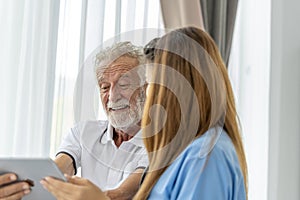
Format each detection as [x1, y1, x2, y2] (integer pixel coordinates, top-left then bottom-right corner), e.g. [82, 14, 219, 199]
[108, 85, 121, 102]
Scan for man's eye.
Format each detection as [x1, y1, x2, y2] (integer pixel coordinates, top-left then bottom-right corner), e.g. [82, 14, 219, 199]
[100, 85, 110, 92]
[119, 84, 130, 89]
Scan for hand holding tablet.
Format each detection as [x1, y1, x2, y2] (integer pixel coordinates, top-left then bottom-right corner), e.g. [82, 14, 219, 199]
[0, 158, 67, 200]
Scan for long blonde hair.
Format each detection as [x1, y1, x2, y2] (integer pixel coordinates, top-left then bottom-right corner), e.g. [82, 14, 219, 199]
[134, 27, 247, 199]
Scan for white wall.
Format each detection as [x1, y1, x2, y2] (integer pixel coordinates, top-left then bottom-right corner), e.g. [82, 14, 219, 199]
[268, 0, 300, 199]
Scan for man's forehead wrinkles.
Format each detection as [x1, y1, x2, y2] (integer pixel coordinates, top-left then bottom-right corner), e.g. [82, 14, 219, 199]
[96, 55, 140, 78]
[103, 64, 138, 77]
[100, 69, 137, 82]
[103, 66, 132, 75]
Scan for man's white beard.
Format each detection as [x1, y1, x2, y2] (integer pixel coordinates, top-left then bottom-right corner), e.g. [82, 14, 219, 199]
[107, 96, 144, 130]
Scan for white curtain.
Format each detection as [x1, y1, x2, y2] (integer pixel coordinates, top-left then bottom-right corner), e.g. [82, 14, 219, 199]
[49, 0, 83, 157]
[0, 0, 60, 157]
[228, 0, 271, 199]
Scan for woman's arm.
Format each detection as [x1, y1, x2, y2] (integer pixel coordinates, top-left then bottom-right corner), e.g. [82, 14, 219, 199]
[0, 173, 31, 199]
[41, 175, 110, 200]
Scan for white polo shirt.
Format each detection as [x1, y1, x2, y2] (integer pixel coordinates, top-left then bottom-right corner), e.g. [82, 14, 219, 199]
[57, 120, 148, 190]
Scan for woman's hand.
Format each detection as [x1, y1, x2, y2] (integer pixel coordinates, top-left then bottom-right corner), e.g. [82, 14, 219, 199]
[40, 175, 109, 200]
[0, 173, 31, 200]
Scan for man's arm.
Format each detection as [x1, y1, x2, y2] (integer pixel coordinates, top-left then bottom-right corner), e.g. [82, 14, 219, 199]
[104, 168, 144, 200]
[54, 153, 75, 176]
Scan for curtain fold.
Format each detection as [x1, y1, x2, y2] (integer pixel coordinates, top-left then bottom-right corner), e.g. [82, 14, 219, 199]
[0, 0, 60, 157]
[159, 0, 238, 65]
[200, 0, 238, 66]
[160, 0, 204, 30]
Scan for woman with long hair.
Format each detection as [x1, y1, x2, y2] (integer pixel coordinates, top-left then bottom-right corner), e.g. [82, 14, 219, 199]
[135, 26, 247, 199]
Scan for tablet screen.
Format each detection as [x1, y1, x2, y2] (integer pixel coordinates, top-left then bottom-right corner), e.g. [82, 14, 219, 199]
[0, 158, 67, 200]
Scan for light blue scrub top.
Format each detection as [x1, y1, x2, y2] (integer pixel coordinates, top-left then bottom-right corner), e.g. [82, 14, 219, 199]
[148, 127, 246, 200]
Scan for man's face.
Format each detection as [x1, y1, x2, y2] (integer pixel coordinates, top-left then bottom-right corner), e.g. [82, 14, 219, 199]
[97, 56, 145, 130]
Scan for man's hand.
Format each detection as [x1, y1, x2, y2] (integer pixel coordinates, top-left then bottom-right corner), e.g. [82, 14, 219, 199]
[104, 168, 144, 200]
[0, 173, 31, 200]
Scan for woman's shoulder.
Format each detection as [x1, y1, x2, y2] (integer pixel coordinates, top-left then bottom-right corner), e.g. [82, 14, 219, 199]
[178, 126, 241, 174]
[152, 127, 246, 200]
[183, 127, 234, 159]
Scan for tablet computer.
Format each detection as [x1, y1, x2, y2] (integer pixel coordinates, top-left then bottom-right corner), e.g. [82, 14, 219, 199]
[0, 158, 67, 200]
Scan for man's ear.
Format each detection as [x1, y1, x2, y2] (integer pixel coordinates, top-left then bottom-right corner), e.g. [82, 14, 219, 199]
[143, 84, 148, 91]
[138, 85, 147, 102]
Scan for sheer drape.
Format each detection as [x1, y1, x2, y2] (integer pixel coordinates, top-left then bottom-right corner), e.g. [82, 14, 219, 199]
[228, 0, 270, 199]
[0, 0, 60, 156]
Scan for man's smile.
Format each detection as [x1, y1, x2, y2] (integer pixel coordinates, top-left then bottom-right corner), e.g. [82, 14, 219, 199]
[109, 105, 130, 111]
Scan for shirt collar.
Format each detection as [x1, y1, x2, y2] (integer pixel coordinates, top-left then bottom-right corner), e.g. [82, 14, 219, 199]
[127, 129, 144, 147]
[100, 124, 113, 144]
[100, 123, 144, 147]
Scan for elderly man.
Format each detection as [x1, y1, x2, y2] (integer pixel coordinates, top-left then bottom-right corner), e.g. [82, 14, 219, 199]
[0, 41, 148, 200]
